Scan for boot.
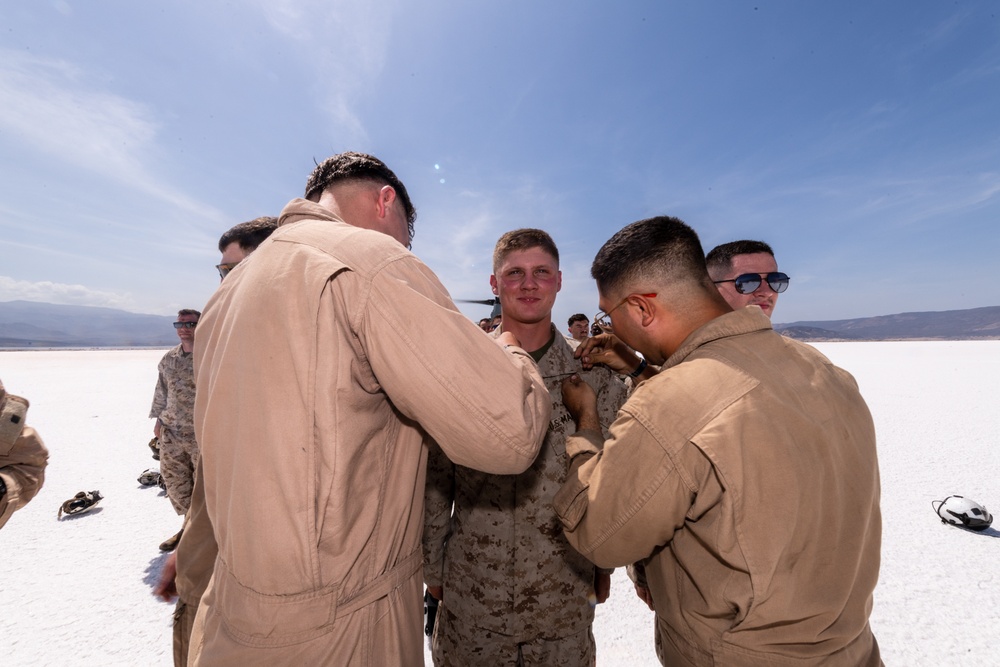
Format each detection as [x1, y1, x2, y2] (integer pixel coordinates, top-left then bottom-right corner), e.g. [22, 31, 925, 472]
[160, 528, 183, 552]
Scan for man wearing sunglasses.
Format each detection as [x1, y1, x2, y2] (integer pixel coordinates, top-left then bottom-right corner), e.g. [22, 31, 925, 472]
[705, 240, 788, 318]
[215, 216, 278, 281]
[553, 216, 882, 667]
[187, 152, 550, 666]
[149, 309, 201, 553]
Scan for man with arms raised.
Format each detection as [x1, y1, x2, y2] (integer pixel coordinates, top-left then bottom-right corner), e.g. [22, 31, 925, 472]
[554, 216, 882, 666]
[424, 229, 627, 666]
[189, 152, 550, 666]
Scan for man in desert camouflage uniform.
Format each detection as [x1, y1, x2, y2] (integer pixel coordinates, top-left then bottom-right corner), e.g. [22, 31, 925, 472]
[423, 229, 629, 666]
[1, 378, 49, 530]
[150, 308, 200, 551]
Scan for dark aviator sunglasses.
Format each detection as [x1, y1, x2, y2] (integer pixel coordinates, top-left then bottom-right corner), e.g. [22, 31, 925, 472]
[713, 272, 790, 295]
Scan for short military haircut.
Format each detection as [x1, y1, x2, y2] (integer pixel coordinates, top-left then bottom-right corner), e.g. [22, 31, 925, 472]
[217, 216, 278, 253]
[591, 216, 710, 296]
[177, 309, 201, 318]
[304, 151, 416, 240]
[492, 228, 560, 274]
[705, 240, 775, 278]
[567, 313, 588, 327]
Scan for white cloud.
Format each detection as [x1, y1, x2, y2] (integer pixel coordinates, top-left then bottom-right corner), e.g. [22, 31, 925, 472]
[0, 49, 228, 223]
[0, 276, 134, 311]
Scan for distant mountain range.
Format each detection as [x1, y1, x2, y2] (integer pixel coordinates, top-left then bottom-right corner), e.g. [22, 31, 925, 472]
[0, 300, 176, 348]
[774, 305, 1000, 341]
[1, 300, 999, 348]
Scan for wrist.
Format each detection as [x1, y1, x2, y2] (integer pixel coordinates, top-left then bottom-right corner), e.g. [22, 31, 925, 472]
[628, 357, 647, 378]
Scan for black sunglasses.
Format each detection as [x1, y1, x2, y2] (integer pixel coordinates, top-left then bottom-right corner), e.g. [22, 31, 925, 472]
[173, 321, 197, 329]
[713, 272, 790, 295]
[216, 262, 239, 279]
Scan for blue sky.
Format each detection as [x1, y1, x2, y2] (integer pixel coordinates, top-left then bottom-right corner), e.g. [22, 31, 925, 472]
[1, 1, 998, 328]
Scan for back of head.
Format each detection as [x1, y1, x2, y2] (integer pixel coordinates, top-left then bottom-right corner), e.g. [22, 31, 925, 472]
[592, 216, 713, 298]
[304, 151, 416, 240]
[705, 240, 775, 280]
[218, 216, 279, 253]
[492, 228, 559, 273]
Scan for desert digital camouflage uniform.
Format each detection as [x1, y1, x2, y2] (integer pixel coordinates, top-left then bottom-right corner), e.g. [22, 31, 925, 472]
[150, 344, 198, 514]
[424, 325, 627, 666]
[1, 378, 49, 530]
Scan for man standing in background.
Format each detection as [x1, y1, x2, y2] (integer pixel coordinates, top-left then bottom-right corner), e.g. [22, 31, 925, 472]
[705, 240, 788, 319]
[567, 313, 590, 342]
[215, 216, 278, 280]
[156, 216, 278, 667]
[149, 308, 200, 553]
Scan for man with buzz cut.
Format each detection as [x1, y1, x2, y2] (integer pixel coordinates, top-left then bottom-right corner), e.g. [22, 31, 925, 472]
[188, 152, 551, 666]
[423, 228, 628, 667]
[553, 216, 882, 667]
[705, 239, 788, 319]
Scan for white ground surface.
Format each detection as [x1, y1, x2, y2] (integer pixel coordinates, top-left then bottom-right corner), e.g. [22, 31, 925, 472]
[0, 342, 997, 666]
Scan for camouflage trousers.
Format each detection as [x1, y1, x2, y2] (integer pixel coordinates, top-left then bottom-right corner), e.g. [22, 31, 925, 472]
[173, 599, 198, 667]
[159, 429, 199, 515]
[431, 603, 595, 667]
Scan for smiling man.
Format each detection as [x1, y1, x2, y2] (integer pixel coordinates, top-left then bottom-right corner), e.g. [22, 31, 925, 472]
[424, 228, 627, 667]
[705, 240, 788, 318]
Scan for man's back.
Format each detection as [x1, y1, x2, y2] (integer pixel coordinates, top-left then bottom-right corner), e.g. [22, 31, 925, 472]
[191, 200, 550, 664]
[610, 310, 881, 665]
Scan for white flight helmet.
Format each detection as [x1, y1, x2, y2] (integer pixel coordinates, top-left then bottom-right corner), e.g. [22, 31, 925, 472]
[932, 495, 993, 531]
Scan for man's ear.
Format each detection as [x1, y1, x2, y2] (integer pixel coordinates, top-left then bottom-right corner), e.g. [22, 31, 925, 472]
[377, 185, 396, 218]
[489, 274, 499, 296]
[632, 293, 657, 328]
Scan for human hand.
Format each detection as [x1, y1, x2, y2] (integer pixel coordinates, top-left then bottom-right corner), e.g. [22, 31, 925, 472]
[427, 585, 443, 601]
[153, 419, 161, 438]
[574, 333, 639, 374]
[154, 552, 178, 602]
[594, 571, 611, 605]
[561, 375, 599, 431]
[634, 583, 655, 611]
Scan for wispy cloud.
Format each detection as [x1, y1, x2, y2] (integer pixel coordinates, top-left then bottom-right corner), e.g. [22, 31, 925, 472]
[0, 276, 134, 310]
[246, 0, 397, 145]
[0, 49, 228, 223]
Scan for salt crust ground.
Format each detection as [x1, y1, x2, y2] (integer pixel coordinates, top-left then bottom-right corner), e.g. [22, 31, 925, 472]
[0, 342, 997, 666]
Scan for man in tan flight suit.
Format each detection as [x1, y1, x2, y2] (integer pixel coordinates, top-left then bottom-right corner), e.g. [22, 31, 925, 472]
[188, 152, 551, 666]
[0, 378, 49, 530]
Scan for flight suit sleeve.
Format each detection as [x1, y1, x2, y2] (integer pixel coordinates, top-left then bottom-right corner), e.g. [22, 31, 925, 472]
[0, 388, 49, 530]
[359, 256, 551, 475]
[552, 411, 703, 570]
